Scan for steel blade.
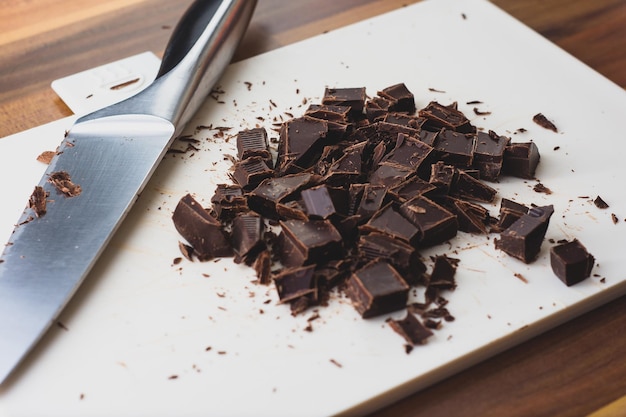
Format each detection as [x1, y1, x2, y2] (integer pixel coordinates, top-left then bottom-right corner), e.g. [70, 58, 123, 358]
[0, 114, 175, 382]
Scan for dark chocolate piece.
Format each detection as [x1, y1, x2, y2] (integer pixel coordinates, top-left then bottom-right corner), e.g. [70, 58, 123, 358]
[322, 142, 363, 185]
[440, 196, 489, 234]
[211, 184, 247, 221]
[273, 265, 317, 304]
[305, 104, 351, 123]
[247, 173, 317, 219]
[451, 170, 497, 203]
[432, 129, 476, 168]
[360, 204, 421, 245]
[399, 196, 458, 247]
[378, 83, 416, 113]
[388, 312, 433, 345]
[389, 176, 437, 202]
[428, 255, 459, 290]
[532, 113, 558, 132]
[381, 113, 425, 129]
[322, 87, 367, 117]
[279, 218, 343, 265]
[593, 196, 609, 209]
[231, 156, 274, 190]
[550, 239, 595, 286]
[276, 116, 329, 174]
[29, 186, 48, 217]
[356, 183, 388, 220]
[429, 161, 456, 195]
[253, 249, 272, 285]
[473, 130, 510, 181]
[357, 233, 426, 284]
[381, 134, 433, 170]
[231, 212, 265, 263]
[502, 142, 540, 179]
[345, 260, 410, 318]
[419, 101, 475, 133]
[236, 127, 272, 165]
[301, 185, 336, 219]
[276, 200, 309, 221]
[497, 198, 529, 231]
[368, 163, 415, 187]
[365, 96, 393, 122]
[172, 194, 233, 261]
[495, 205, 554, 263]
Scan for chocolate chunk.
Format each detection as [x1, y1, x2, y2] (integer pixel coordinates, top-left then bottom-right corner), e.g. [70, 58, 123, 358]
[210, 184, 247, 221]
[236, 127, 272, 165]
[345, 260, 410, 318]
[502, 142, 540, 179]
[429, 161, 456, 195]
[248, 173, 317, 219]
[365, 96, 393, 122]
[428, 255, 459, 290]
[451, 169, 497, 203]
[532, 113, 558, 132]
[48, 171, 82, 197]
[29, 186, 48, 217]
[321, 142, 364, 185]
[381, 134, 433, 170]
[399, 196, 458, 247]
[305, 104, 351, 123]
[497, 198, 529, 231]
[253, 249, 272, 285]
[301, 185, 336, 219]
[432, 129, 476, 168]
[276, 116, 329, 174]
[419, 101, 475, 133]
[276, 200, 309, 221]
[440, 196, 489, 234]
[368, 163, 415, 187]
[388, 312, 433, 345]
[495, 205, 554, 263]
[172, 194, 233, 261]
[356, 183, 388, 220]
[357, 233, 426, 284]
[381, 113, 425, 129]
[273, 265, 317, 304]
[378, 83, 416, 113]
[360, 204, 421, 246]
[231, 156, 274, 190]
[322, 87, 367, 117]
[550, 239, 595, 286]
[231, 212, 265, 263]
[473, 130, 510, 181]
[279, 219, 343, 265]
[389, 176, 437, 202]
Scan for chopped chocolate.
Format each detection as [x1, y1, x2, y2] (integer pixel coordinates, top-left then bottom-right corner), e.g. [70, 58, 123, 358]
[593, 196, 609, 209]
[29, 186, 48, 217]
[210, 184, 247, 221]
[231, 156, 274, 190]
[502, 142, 540, 179]
[276, 116, 329, 174]
[236, 127, 272, 164]
[382, 113, 425, 129]
[360, 204, 421, 246]
[231, 212, 265, 263]
[378, 83, 416, 113]
[432, 129, 476, 168]
[428, 255, 459, 290]
[345, 260, 410, 318]
[389, 176, 437, 202]
[388, 312, 433, 345]
[368, 163, 415, 187]
[301, 185, 336, 219]
[48, 171, 82, 197]
[381, 134, 433, 170]
[441, 196, 489, 234]
[36, 150, 56, 164]
[321, 142, 363, 185]
[322, 87, 367, 117]
[276, 200, 308, 221]
[247, 173, 317, 219]
[497, 198, 529, 231]
[400, 196, 458, 247]
[472, 130, 510, 181]
[429, 161, 456, 195]
[356, 183, 388, 220]
[305, 104, 351, 122]
[357, 232, 426, 284]
[495, 205, 554, 263]
[550, 239, 595, 286]
[533, 182, 552, 195]
[279, 219, 343, 265]
[172, 194, 233, 261]
[419, 101, 475, 134]
[533, 113, 558, 132]
[451, 170, 497, 203]
[273, 265, 317, 304]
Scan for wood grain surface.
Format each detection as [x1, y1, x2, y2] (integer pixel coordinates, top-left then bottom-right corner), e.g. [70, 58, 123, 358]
[1, 1, 625, 416]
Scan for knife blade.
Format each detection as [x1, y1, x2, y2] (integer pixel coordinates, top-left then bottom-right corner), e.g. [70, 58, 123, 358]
[0, 0, 256, 384]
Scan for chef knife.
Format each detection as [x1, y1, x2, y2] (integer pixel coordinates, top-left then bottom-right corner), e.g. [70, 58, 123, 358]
[0, 0, 256, 384]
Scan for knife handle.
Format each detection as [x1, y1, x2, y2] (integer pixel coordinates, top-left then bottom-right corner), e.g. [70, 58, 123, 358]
[77, 0, 256, 133]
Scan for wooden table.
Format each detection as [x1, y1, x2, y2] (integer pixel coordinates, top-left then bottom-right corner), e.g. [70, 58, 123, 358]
[1, 1, 625, 416]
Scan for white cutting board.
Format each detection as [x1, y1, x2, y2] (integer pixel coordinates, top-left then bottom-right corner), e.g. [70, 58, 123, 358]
[1, 0, 625, 416]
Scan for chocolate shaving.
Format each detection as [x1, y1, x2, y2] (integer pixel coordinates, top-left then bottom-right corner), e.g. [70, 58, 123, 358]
[532, 113, 558, 132]
[29, 186, 48, 217]
[48, 171, 82, 197]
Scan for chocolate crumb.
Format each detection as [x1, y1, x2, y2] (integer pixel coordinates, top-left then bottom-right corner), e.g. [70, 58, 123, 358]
[36, 151, 56, 164]
[29, 186, 48, 217]
[532, 113, 558, 132]
[168, 375, 178, 380]
[611, 213, 619, 224]
[473, 107, 491, 116]
[514, 273, 528, 283]
[57, 321, 69, 331]
[594, 196, 609, 209]
[48, 171, 82, 197]
[329, 359, 342, 368]
[533, 182, 552, 194]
